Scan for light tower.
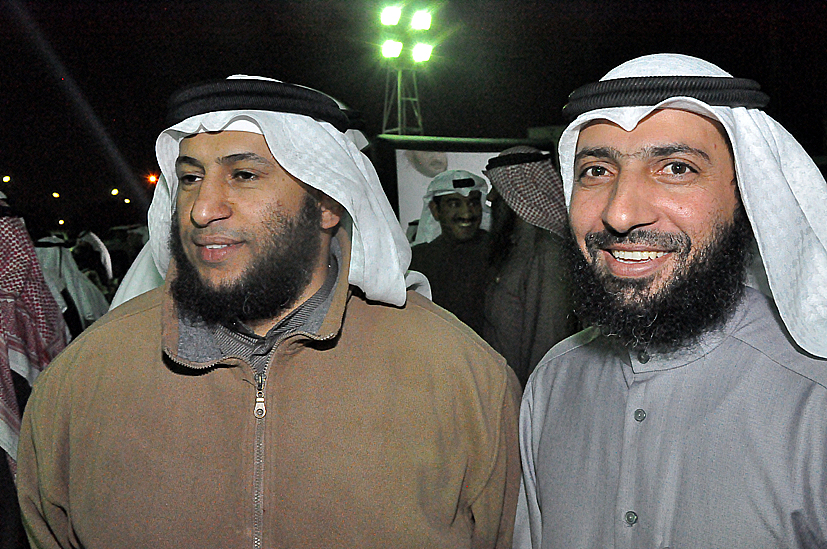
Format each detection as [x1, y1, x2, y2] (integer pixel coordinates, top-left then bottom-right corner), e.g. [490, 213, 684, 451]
[380, 5, 434, 135]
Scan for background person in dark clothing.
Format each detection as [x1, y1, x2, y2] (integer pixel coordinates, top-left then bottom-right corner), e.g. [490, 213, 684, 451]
[409, 170, 491, 335]
[483, 147, 578, 387]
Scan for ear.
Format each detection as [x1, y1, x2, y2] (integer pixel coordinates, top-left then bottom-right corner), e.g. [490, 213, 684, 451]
[319, 193, 344, 230]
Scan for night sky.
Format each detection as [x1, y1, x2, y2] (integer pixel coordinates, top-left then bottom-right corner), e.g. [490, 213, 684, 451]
[2, 0, 826, 238]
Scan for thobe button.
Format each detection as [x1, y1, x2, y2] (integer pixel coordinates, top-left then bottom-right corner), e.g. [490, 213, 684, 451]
[634, 409, 646, 422]
[624, 511, 638, 526]
[638, 350, 650, 363]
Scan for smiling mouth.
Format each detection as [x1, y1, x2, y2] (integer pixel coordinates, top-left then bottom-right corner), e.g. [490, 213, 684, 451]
[452, 219, 479, 229]
[194, 240, 243, 263]
[610, 250, 667, 262]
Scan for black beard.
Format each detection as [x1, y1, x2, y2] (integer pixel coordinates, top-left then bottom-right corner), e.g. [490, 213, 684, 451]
[565, 207, 754, 352]
[169, 195, 322, 325]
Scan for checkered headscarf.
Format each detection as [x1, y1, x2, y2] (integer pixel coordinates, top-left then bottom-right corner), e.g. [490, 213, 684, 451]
[484, 146, 568, 239]
[0, 205, 67, 472]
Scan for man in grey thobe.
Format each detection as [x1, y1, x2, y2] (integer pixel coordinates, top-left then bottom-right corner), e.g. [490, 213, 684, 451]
[515, 53, 827, 548]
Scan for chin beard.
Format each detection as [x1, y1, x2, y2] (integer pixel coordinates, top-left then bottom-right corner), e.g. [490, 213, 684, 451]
[566, 207, 754, 352]
[169, 195, 322, 326]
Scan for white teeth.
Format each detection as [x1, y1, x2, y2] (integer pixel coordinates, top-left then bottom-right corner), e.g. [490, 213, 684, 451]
[611, 250, 666, 261]
[205, 244, 229, 249]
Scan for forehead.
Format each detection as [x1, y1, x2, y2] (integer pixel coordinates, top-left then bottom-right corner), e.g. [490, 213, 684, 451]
[178, 130, 273, 158]
[576, 109, 731, 156]
[436, 191, 481, 202]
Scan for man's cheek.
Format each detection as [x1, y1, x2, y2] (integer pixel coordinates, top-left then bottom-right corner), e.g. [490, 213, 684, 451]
[576, 235, 597, 264]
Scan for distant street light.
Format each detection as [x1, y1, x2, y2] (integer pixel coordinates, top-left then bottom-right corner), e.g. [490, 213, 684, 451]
[110, 188, 119, 196]
[52, 192, 60, 198]
[2, 175, 10, 183]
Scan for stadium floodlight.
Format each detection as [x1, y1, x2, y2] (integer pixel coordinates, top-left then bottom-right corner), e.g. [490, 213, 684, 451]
[411, 10, 431, 30]
[380, 5, 437, 134]
[381, 6, 402, 25]
[382, 39, 403, 58]
[412, 43, 433, 62]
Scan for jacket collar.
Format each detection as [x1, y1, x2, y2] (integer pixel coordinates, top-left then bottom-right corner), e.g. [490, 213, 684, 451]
[161, 228, 353, 370]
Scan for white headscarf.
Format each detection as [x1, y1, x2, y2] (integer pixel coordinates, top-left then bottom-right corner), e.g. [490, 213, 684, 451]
[113, 76, 411, 308]
[558, 53, 827, 358]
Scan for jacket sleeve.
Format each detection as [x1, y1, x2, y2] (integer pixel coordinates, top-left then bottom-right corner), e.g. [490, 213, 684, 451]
[16, 362, 76, 549]
[470, 366, 522, 549]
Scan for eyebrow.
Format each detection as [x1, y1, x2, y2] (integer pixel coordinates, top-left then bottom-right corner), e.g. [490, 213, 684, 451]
[175, 152, 276, 170]
[574, 146, 618, 164]
[218, 152, 276, 168]
[574, 143, 711, 164]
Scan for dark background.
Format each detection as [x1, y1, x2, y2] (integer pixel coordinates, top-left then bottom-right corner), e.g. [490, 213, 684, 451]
[2, 0, 826, 238]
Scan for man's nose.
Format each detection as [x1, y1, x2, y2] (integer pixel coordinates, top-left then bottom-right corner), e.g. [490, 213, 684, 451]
[189, 177, 232, 228]
[601, 171, 657, 235]
[458, 199, 476, 217]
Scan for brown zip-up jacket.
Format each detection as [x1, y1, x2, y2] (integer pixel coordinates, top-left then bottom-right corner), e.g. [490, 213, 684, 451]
[17, 232, 521, 549]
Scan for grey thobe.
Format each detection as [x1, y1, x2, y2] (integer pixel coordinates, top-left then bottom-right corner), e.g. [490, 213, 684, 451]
[514, 287, 827, 549]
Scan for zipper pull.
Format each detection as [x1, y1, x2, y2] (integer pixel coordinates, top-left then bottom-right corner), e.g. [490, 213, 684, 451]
[254, 372, 266, 418]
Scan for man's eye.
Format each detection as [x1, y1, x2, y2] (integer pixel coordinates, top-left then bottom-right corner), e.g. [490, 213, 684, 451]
[233, 170, 257, 181]
[178, 174, 201, 185]
[580, 166, 608, 178]
[665, 162, 696, 175]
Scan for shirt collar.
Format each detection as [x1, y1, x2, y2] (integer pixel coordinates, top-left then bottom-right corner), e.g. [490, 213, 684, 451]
[214, 244, 340, 359]
[621, 289, 751, 375]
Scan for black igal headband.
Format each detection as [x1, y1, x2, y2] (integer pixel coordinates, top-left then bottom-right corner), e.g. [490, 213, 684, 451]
[485, 152, 555, 171]
[167, 79, 350, 132]
[452, 178, 477, 188]
[562, 76, 769, 122]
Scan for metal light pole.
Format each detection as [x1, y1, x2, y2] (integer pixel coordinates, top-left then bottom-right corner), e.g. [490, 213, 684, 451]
[382, 67, 424, 135]
[379, 6, 434, 135]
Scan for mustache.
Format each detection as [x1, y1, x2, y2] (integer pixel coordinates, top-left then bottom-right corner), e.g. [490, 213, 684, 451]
[583, 229, 691, 254]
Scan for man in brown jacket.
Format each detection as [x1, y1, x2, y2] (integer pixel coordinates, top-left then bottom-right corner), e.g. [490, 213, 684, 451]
[16, 77, 520, 549]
